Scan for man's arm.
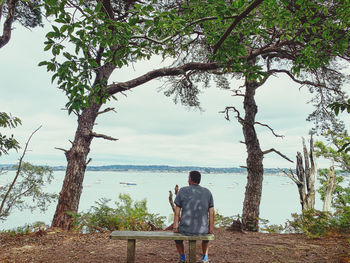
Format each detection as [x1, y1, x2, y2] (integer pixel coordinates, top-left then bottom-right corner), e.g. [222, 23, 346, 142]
[173, 205, 181, 233]
[208, 207, 214, 234]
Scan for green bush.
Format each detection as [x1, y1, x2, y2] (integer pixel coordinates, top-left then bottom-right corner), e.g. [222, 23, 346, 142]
[259, 218, 286, 234]
[288, 209, 332, 238]
[214, 211, 236, 228]
[70, 194, 166, 233]
[330, 206, 350, 231]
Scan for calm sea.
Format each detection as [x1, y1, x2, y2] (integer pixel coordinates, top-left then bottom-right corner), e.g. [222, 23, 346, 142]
[0, 171, 326, 230]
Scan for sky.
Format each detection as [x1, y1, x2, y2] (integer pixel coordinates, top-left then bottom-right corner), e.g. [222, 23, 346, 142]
[0, 25, 349, 169]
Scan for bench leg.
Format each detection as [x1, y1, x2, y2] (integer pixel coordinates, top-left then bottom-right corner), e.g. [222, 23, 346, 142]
[126, 239, 136, 263]
[188, 240, 196, 263]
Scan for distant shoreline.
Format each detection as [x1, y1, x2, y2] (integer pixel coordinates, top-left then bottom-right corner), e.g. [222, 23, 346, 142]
[2, 164, 348, 176]
[0, 164, 286, 174]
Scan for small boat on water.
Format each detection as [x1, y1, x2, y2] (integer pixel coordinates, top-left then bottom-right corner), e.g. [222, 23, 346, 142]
[120, 182, 137, 186]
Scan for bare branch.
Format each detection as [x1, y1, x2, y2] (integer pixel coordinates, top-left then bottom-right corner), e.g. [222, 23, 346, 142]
[169, 190, 175, 213]
[55, 147, 68, 153]
[263, 148, 294, 163]
[91, 132, 118, 141]
[281, 169, 301, 185]
[86, 158, 92, 166]
[97, 107, 116, 115]
[255, 121, 284, 138]
[220, 106, 244, 124]
[0, 125, 41, 216]
[213, 0, 265, 54]
[267, 69, 328, 89]
[232, 89, 245, 97]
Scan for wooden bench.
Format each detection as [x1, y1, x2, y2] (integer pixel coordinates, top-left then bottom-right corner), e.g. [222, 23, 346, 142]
[110, 230, 214, 263]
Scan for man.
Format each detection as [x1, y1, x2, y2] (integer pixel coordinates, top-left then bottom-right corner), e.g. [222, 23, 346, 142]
[173, 171, 214, 263]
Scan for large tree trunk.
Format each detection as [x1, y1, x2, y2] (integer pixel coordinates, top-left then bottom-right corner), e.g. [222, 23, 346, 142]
[51, 102, 101, 229]
[51, 62, 115, 229]
[241, 80, 264, 231]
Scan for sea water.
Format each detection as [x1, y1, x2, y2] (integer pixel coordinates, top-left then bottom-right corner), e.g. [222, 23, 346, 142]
[0, 170, 326, 230]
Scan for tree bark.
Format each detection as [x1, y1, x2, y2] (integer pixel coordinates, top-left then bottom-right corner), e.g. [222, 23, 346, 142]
[241, 79, 264, 231]
[0, 0, 18, 49]
[284, 136, 317, 211]
[323, 165, 336, 212]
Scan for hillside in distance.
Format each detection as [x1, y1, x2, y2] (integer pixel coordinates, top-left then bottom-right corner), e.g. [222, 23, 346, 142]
[0, 163, 284, 174]
[54, 164, 283, 174]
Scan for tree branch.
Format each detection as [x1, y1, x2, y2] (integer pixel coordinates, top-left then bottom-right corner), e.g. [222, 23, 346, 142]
[263, 148, 294, 163]
[55, 147, 68, 153]
[281, 169, 301, 185]
[219, 106, 244, 124]
[212, 0, 265, 54]
[255, 121, 284, 138]
[106, 40, 293, 96]
[267, 69, 328, 89]
[91, 132, 118, 141]
[106, 62, 219, 95]
[97, 107, 116, 115]
[0, 0, 18, 48]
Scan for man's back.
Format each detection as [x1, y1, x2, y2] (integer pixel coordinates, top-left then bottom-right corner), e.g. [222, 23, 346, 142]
[174, 185, 214, 235]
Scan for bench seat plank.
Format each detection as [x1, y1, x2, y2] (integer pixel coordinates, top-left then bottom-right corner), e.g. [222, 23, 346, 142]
[110, 231, 214, 241]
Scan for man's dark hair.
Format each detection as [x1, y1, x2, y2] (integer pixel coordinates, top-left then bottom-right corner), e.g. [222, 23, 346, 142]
[189, 171, 201, 184]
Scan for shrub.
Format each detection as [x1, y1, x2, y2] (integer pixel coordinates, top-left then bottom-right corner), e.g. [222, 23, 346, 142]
[288, 209, 333, 238]
[214, 211, 236, 228]
[330, 206, 350, 231]
[70, 194, 166, 233]
[259, 218, 286, 234]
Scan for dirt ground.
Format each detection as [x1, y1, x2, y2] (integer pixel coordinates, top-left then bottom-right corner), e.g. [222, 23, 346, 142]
[0, 228, 349, 263]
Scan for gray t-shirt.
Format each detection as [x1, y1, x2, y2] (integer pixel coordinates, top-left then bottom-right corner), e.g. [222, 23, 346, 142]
[174, 185, 214, 235]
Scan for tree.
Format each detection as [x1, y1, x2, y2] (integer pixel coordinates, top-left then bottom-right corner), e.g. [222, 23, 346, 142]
[0, 127, 57, 221]
[41, 0, 350, 230]
[0, 0, 44, 49]
[183, 0, 349, 230]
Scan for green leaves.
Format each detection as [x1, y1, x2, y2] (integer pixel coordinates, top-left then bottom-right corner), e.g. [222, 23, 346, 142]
[40, 1, 190, 113]
[0, 112, 21, 156]
[69, 194, 165, 233]
[329, 99, 350, 116]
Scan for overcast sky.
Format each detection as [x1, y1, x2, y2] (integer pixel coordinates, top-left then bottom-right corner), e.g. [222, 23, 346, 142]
[1, 26, 349, 169]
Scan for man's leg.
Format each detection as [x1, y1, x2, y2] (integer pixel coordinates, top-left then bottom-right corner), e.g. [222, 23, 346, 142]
[175, 240, 186, 262]
[201, 241, 209, 262]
